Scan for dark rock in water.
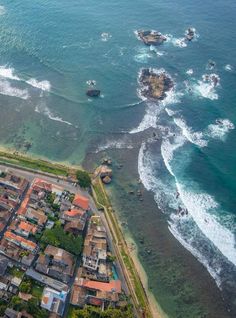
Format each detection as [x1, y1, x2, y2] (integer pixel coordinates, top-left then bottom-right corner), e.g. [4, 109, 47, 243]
[185, 28, 195, 41]
[137, 30, 166, 46]
[86, 89, 101, 97]
[139, 68, 174, 100]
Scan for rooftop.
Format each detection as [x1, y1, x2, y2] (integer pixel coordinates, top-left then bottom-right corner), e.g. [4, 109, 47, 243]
[72, 194, 89, 210]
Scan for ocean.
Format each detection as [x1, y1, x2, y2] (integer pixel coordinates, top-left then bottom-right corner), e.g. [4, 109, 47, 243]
[0, 0, 235, 317]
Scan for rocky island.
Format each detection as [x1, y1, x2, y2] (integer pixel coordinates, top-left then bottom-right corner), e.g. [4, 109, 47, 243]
[139, 68, 174, 100]
[137, 30, 167, 46]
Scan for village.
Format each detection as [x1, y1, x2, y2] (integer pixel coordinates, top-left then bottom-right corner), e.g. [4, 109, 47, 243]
[0, 168, 129, 318]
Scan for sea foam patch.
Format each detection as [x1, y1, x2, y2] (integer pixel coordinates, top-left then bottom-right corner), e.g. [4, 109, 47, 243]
[0, 79, 29, 100]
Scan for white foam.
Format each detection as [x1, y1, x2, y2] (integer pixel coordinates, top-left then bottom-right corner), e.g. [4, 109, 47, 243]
[0, 65, 51, 92]
[207, 119, 234, 140]
[161, 135, 185, 176]
[0, 5, 6, 15]
[35, 105, 73, 126]
[193, 74, 220, 100]
[186, 69, 193, 75]
[95, 140, 133, 153]
[165, 107, 176, 116]
[134, 47, 153, 63]
[224, 64, 233, 72]
[0, 66, 20, 81]
[26, 79, 51, 92]
[174, 117, 208, 147]
[0, 79, 29, 100]
[101, 32, 112, 42]
[175, 182, 236, 266]
[130, 88, 182, 134]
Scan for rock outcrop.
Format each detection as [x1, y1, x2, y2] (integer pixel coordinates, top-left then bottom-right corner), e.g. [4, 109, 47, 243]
[86, 89, 101, 97]
[185, 28, 195, 41]
[139, 68, 173, 100]
[137, 30, 166, 46]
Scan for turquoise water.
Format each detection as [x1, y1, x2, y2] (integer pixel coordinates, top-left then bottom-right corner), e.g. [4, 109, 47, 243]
[0, 0, 236, 315]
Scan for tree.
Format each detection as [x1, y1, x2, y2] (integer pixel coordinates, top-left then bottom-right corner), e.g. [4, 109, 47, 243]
[19, 281, 31, 293]
[76, 170, 91, 188]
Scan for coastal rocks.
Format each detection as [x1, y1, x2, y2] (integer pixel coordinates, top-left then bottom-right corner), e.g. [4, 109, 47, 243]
[102, 175, 112, 184]
[139, 68, 173, 100]
[137, 30, 167, 46]
[94, 165, 113, 184]
[86, 89, 101, 97]
[101, 157, 112, 166]
[185, 28, 195, 41]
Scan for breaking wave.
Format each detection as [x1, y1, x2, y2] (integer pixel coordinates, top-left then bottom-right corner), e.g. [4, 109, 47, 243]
[192, 73, 220, 100]
[0, 79, 29, 100]
[35, 105, 73, 126]
[26, 78, 51, 92]
[207, 119, 235, 140]
[0, 65, 51, 92]
[173, 117, 208, 147]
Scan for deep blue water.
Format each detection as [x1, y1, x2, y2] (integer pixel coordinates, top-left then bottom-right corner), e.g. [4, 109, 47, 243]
[0, 0, 236, 313]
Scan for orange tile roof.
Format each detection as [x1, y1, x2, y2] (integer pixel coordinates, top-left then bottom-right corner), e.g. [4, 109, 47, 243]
[65, 209, 85, 218]
[33, 178, 52, 192]
[18, 221, 37, 234]
[73, 194, 89, 210]
[4, 231, 37, 250]
[81, 279, 121, 293]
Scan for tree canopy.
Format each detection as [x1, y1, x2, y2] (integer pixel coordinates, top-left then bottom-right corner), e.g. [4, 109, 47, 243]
[40, 224, 83, 256]
[76, 170, 91, 188]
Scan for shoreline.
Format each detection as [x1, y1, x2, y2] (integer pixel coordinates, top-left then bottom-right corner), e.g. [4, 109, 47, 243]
[125, 232, 168, 318]
[86, 145, 233, 318]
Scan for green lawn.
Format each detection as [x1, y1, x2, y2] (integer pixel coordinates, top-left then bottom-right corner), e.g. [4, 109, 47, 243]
[31, 283, 44, 300]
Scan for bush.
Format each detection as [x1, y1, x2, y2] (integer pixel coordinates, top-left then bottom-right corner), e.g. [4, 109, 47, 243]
[19, 281, 32, 293]
[76, 170, 91, 188]
[40, 224, 83, 256]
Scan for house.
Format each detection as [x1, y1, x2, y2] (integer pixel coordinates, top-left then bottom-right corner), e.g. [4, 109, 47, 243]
[82, 217, 107, 274]
[64, 220, 85, 236]
[41, 287, 67, 316]
[72, 194, 89, 211]
[26, 268, 69, 292]
[62, 209, 86, 221]
[0, 255, 8, 276]
[24, 208, 47, 229]
[71, 277, 121, 308]
[4, 231, 37, 253]
[12, 220, 38, 238]
[35, 245, 75, 283]
[4, 308, 21, 318]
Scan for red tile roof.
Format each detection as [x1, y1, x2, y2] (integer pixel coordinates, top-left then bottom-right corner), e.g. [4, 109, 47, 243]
[4, 231, 37, 250]
[64, 209, 85, 218]
[81, 279, 121, 293]
[73, 194, 89, 210]
[18, 221, 37, 234]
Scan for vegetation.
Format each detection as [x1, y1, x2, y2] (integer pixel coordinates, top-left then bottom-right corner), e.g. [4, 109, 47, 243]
[19, 278, 44, 300]
[0, 150, 70, 176]
[40, 223, 83, 256]
[0, 171, 6, 178]
[0, 300, 7, 316]
[68, 305, 134, 318]
[10, 296, 48, 318]
[8, 266, 25, 278]
[76, 170, 91, 188]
